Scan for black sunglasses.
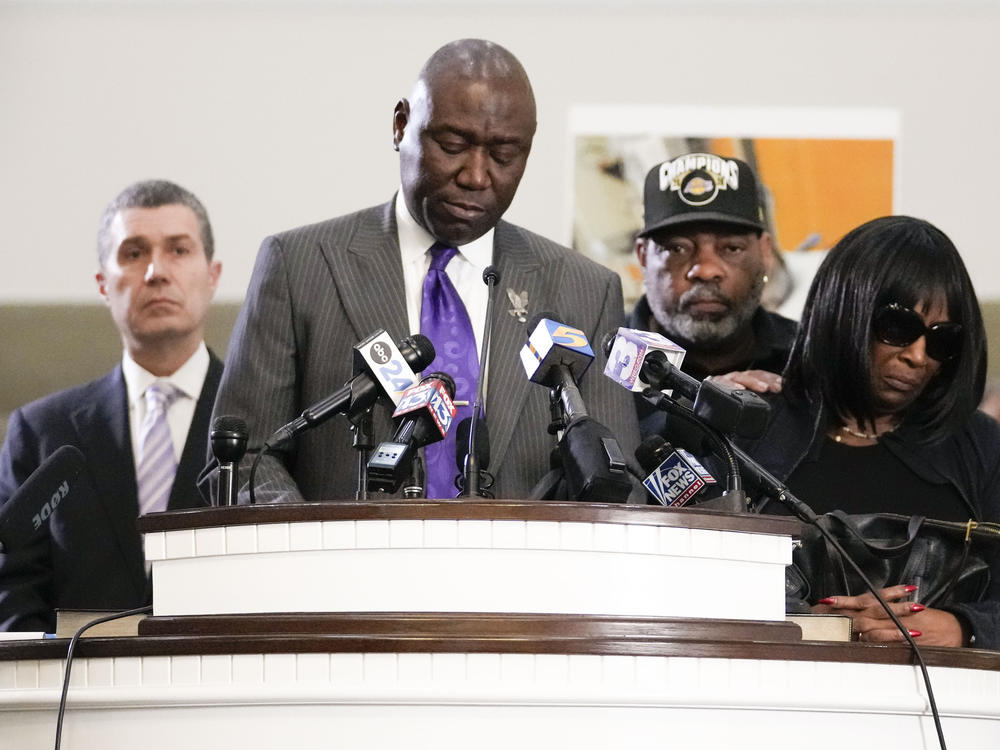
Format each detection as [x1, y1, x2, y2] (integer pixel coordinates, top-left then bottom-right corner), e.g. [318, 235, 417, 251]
[872, 303, 963, 362]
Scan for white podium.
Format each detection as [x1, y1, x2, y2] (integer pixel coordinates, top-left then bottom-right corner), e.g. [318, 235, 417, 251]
[2, 500, 998, 749]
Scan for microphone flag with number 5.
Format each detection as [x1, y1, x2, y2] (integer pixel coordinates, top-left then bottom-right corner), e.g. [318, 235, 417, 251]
[520, 317, 594, 385]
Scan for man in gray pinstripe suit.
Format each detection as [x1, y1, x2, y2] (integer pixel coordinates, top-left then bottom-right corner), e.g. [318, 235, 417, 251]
[205, 39, 642, 502]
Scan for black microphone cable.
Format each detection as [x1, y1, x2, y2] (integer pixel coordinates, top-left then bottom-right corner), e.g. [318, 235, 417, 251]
[53, 604, 154, 750]
[779, 496, 949, 750]
[639, 387, 949, 749]
[642, 389, 742, 495]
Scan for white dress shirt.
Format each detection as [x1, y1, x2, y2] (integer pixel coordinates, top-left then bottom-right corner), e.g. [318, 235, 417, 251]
[395, 189, 493, 359]
[122, 342, 210, 466]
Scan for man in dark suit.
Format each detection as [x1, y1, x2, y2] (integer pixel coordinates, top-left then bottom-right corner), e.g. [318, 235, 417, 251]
[0, 180, 223, 631]
[207, 39, 640, 503]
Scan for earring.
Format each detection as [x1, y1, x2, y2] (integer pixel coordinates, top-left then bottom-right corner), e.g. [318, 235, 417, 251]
[762, 274, 769, 284]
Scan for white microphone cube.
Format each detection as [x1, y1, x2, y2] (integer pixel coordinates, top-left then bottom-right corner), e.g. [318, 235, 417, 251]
[354, 329, 420, 406]
[519, 319, 594, 385]
[604, 328, 686, 392]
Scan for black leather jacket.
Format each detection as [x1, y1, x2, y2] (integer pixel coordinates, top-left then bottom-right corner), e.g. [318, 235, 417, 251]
[738, 394, 1000, 650]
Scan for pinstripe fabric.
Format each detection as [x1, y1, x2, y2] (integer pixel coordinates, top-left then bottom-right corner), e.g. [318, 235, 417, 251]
[136, 383, 179, 515]
[208, 199, 642, 503]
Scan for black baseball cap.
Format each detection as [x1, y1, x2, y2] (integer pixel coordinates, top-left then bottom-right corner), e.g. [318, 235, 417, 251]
[638, 153, 766, 237]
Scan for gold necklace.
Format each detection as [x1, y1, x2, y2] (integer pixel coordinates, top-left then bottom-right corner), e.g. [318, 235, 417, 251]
[833, 424, 890, 443]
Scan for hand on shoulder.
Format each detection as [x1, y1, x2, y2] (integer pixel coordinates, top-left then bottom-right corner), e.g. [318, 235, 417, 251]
[706, 369, 783, 394]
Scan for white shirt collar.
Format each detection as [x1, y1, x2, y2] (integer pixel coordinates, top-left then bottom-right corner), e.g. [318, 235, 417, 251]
[394, 188, 494, 268]
[123, 342, 209, 409]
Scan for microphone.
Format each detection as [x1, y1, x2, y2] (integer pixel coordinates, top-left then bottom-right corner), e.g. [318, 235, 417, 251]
[634, 435, 718, 507]
[520, 312, 595, 422]
[0, 445, 87, 553]
[460, 265, 500, 498]
[210, 416, 248, 507]
[367, 372, 457, 493]
[266, 331, 435, 449]
[521, 314, 631, 503]
[603, 327, 770, 439]
[455, 416, 494, 497]
[604, 327, 687, 393]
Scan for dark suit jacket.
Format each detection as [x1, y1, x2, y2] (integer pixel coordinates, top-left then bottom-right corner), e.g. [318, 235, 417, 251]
[0, 353, 223, 631]
[207, 199, 641, 502]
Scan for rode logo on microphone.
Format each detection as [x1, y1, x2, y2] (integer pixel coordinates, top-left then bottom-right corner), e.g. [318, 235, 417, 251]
[32, 481, 69, 531]
[643, 453, 704, 507]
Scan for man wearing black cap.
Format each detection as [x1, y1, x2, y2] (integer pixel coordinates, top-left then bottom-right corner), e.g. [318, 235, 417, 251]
[628, 153, 797, 435]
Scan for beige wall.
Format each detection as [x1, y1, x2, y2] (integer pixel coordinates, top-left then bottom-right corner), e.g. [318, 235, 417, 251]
[2, 2, 999, 304]
[2, 2, 999, 438]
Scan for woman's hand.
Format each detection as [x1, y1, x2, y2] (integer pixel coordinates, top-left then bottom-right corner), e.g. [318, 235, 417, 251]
[706, 370, 783, 394]
[813, 584, 965, 646]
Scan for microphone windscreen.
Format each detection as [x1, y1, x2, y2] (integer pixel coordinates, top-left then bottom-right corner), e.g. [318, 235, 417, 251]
[211, 415, 248, 439]
[482, 265, 500, 285]
[525, 310, 559, 336]
[401, 333, 436, 371]
[0, 445, 88, 552]
[423, 371, 457, 398]
[634, 435, 669, 473]
[211, 415, 249, 463]
[601, 331, 617, 357]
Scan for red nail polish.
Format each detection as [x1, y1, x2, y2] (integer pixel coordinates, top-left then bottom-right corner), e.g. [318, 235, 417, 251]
[909, 603, 925, 613]
[904, 585, 919, 593]
[818, 597, 836, 605]
[908, 629, 922, 638]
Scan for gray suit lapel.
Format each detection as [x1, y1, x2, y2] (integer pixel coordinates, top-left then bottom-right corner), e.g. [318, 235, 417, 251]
[486, 222, 557, 474]
[320, 200, 409, 344]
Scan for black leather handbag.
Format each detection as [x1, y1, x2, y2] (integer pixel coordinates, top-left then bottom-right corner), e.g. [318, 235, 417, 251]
[787, 511, 1000, 607]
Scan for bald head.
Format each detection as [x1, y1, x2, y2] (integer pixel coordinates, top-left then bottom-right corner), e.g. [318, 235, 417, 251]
[393, 39, 537, 245]
[415, 39, 535, 112]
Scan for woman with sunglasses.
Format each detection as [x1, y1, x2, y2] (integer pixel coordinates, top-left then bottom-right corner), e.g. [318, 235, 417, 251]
[741, 215, 1000, 648]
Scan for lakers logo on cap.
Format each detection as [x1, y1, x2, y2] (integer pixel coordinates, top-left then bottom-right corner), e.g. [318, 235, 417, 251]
[681, 172, 719, 205]
[658, 153, 741, 207]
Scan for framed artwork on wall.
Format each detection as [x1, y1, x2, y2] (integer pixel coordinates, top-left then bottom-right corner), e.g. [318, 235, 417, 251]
[568, 106, 898, 319]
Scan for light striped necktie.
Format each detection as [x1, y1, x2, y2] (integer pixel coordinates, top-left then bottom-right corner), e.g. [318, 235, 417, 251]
[136, 382, 180, 516]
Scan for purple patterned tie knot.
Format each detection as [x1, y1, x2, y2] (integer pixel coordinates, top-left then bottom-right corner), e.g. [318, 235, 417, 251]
[136, 382, 179, 515]
[420, 242, 479, 498]
[429, 243, 458, 272]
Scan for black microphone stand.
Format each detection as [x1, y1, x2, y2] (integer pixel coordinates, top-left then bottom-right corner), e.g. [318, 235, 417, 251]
[641, 390, 747, 512]
[461, 265, 500, 498]
[351, 408, 374, 500]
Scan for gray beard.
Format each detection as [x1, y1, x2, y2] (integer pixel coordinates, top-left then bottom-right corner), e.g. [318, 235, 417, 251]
[660, 303, 756, 349]
[655, 278, 764, 351]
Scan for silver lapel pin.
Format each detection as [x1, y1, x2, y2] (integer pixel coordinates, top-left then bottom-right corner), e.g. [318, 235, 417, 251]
[506, 288, 528, 322]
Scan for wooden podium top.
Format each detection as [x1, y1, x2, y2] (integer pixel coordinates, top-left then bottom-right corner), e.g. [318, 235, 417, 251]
[137, 499, 804, 536]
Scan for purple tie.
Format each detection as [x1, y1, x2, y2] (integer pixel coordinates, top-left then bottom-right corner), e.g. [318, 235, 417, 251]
[419, 243, 479, 498]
